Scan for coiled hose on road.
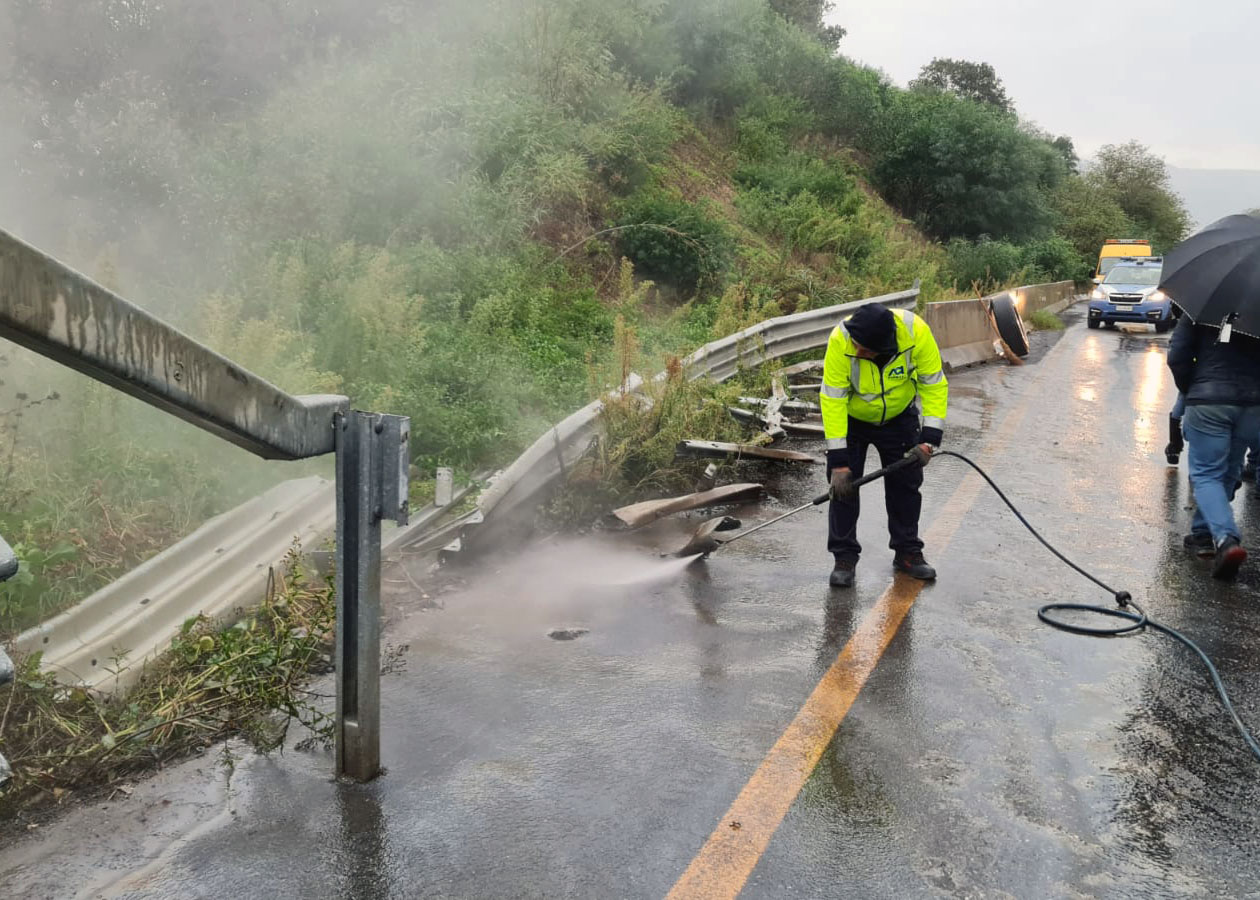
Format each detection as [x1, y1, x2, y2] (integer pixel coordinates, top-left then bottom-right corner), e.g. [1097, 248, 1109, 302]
[934, 449, 1260, 765]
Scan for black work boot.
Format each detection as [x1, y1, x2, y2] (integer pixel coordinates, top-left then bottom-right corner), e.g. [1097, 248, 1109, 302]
[893, 551, 937, 581]
[1183, 531, 1215, 558]
[829, 557, 857, 589]
[1212, 537, 1247, 581]
[1164, 415, 1183, 465]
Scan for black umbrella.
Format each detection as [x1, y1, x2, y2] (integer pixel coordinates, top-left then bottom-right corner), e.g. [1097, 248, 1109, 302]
[1160, 214, 1260, 337]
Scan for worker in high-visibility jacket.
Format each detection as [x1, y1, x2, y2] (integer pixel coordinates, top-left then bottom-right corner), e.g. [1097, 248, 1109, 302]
[820, 302, 948, 588]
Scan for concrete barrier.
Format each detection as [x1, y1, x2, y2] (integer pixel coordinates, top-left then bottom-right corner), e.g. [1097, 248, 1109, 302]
[1010, 281, 1077, 317]
[924, 281, 1080, 371]
[922, 299, 995, 370]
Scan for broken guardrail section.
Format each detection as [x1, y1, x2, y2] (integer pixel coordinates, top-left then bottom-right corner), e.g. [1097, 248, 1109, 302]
[454, 287, 919, 557]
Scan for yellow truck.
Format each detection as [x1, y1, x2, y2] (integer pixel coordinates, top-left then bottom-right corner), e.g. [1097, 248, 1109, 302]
[1094, 239, 1153, 282]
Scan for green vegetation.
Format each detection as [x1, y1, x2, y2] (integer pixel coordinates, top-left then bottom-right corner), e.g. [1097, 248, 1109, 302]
[0, 367, 286, 635]
[1028, 309, 1066, 332]
[0, 549, 335, 820]
[0, 0, 1192, 635]
[910, 57, 1014, 112]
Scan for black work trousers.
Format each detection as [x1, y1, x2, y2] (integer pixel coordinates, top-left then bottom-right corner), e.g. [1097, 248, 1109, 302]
[827, 407, 924, 560]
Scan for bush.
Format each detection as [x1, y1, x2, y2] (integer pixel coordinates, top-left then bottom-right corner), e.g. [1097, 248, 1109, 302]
[614, 190, 733, 295]
[808, 59, 891, 148]
[945, 238, 1025, 291]
[735, 152, 859, 211]
[1051, 174, 1138, 260]
[1018, 235, 1091, 283]
[0, 548, 336, 818]
[737, 189, 875, 264]
[945, 235, 1089, 293]
[1028, 309, 1065, 331]
[871, 90, 1066, 242]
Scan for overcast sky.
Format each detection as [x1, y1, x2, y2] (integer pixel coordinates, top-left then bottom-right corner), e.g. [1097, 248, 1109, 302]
[827, 0, 1259, 170]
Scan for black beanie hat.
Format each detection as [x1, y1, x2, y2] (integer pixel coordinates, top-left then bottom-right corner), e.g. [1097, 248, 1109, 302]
[846, 303, 897, 354]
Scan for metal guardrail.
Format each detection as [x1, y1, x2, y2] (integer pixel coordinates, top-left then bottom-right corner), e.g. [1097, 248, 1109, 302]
[679, 285, 919, 383]
[460, 285, 919, 555]
[0, 229, 346, 460]
[14, 477, 336, 692]
[0, 228, 406, 781]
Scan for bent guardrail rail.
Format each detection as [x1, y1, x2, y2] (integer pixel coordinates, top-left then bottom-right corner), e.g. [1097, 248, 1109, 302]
[13, 465, 486, 700]
[0, 227, 405, 781]
[13, 477, 335, 692]
[458, 279, 1075, 557]
[461, 285, 920, 555]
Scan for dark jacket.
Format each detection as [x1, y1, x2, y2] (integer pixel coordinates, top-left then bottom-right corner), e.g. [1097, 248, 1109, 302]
[1167, 316, 1260, 406]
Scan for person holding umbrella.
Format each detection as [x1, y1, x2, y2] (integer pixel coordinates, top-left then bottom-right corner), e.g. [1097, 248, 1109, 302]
[1164, 214, 1260, 579]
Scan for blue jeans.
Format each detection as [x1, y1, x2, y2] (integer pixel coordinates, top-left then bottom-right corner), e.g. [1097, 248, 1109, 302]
[1183, 404, 1260, 543]
[1171, 393, 1186, 419]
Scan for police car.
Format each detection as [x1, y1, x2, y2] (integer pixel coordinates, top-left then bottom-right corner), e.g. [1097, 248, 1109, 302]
[1087, 258, 1173, 332]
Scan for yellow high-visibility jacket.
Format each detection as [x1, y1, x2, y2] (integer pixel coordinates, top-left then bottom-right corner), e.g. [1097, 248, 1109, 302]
[820, 308, 948, 454]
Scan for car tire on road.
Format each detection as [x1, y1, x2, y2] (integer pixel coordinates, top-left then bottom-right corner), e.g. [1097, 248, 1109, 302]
[990, 294, 1030, 357]
[1087, 318, 1100, 330]
[1155, 319, 1173, 334]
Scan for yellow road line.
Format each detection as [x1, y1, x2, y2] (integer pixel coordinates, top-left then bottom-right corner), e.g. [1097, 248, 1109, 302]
[666, 328, 1079, 900]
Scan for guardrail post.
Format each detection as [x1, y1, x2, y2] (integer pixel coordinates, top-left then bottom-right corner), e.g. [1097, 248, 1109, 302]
[335, 411, 410, 782]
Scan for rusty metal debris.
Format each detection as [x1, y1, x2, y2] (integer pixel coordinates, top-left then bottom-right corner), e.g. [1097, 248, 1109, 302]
[781, 420, 824, 437]
[612, 483, 764, 529]
[673, 515, 743, 557]
[728, 402, 823, 440]
[727, 405, 786, 441]
[737, 396, 821, 416]
[675, 440, 816, 463]
[775, 359, 825, 379]
[787, 382, 821, 395]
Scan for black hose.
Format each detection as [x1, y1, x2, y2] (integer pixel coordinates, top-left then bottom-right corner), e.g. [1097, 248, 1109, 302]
[933, 449, 1260, 764]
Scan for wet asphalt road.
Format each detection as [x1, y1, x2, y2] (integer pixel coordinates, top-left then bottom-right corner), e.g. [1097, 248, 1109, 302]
[3, 307, 1260, 898]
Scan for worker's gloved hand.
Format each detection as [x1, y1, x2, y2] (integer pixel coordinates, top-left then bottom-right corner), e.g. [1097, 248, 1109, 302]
[904, 443, 934, 468]
[829, 467, 854, 500]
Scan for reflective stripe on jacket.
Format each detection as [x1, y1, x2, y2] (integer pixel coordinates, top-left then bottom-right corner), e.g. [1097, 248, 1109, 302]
[819, 308, 948, 451]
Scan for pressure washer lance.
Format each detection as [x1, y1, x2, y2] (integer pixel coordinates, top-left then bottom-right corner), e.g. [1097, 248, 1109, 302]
[675, 455, 918, 557]
[680, 448, 1260, 766]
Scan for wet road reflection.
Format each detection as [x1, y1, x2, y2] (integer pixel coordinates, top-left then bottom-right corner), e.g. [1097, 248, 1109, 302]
[334, 784, 393, 900]
[4, 311, 1259, 900]
[753, 313, 1260, 897]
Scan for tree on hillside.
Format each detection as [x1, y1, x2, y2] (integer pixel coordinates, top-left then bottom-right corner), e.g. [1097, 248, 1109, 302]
[769, 0, 845, 50]
[1049, 135, 1079, 174]
[1051, 175, 1136, 259]
[910, 57, 1012, 113]
[872, 90, 1065, 241]
[1087, 141, 1190, 251]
